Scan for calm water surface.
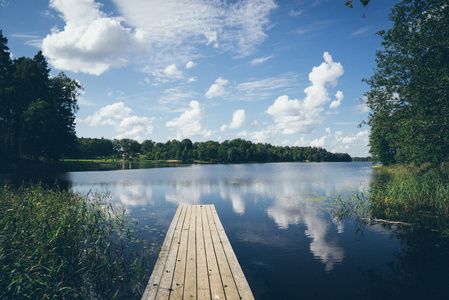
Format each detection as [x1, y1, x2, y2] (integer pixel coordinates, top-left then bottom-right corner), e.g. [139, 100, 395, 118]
[55, 162, 448, 299]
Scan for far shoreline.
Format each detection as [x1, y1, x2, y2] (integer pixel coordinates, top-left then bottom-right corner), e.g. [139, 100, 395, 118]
[0, 158, 372, 175]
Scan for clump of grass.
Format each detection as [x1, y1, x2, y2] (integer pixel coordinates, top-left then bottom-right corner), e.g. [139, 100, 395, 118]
[0, 183, 151, 299]
[331, 164, 449, 234]
[370, 165, 449, 222]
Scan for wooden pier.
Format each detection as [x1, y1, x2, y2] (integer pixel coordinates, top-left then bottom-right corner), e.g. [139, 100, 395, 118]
[142, 205, 254, 300]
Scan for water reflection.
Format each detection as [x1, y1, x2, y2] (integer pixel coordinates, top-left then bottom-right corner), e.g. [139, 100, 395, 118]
[267, 192, 345, 271]
[165, 179, 209, 206]
[229, 193, 246, 215]
[64, 163, 374, 273]
[10, 162, 448, 299]
[114, 181, 154, 207]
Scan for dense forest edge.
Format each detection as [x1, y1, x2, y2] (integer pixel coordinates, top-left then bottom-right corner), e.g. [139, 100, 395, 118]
[72, 137, 353, 163]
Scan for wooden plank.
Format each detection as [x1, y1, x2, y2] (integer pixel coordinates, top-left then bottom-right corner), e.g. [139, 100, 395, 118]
[201, 205, 225, 300]
[196, 205, 210, 299]
[210, 205, 255, 300]
[155, 206, 188, 299]
[183, 205, 197, 299]
[169, 206, 191, 299]
[205, 205, 241, 300]
[142, 206, 183, 300]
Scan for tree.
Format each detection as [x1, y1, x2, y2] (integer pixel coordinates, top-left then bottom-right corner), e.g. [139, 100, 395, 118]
[116, 138, 141, 155]
[21, 99, 54, 159]
[46, 72, 80, 158]
[12, 54, 80, 160]
[364, 0, 449, 166]
[0, 30, 13, 162]
[0, 32, 80, 162]
[141, 139, 155, 154]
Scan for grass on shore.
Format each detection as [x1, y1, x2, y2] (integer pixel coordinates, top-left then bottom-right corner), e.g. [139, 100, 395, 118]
[332, 164, 449, 235]
[370, 164, 449, 219]
[0, 184, 151, 299]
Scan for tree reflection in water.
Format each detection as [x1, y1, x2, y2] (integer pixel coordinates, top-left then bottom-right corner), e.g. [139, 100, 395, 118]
[332, 193, 449, 299]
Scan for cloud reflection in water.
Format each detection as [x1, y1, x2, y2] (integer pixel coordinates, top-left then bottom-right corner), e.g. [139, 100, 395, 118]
[267, 191, 345, 271]
[66, 163, 373, 272]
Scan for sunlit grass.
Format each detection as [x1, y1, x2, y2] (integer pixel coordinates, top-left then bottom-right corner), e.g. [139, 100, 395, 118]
[0, 184, 152, 299]
[370, 165, 449, 219]
[332, 164, 449, 235]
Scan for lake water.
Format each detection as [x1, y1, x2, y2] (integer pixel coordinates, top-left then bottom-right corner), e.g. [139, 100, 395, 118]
[21, 162, 449, 299]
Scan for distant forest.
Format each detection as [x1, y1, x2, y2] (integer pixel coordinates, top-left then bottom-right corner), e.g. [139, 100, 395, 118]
[74, 137, 352, 163]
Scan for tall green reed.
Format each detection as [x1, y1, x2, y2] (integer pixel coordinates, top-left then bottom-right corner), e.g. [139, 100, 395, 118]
[370, 165, 449, 220]
[0, 183, 151, 299]
[331, 165, 449, 235]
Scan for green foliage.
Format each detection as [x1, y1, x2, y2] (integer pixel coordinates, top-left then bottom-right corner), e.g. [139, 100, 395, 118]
[22, 99, 54, 159]
[76, 137, 115, 158]
[72, 137, 352, 163]
[331, 164, 449, 234]
[364, 0, 449, 166]
[0, 30, 13, 162]
[332, 192, 371, 222]
[0, 184, 151, 299]
[370, 165, 449, 223]
[0, 31, 80, 163]
[344, 0, 371, 8]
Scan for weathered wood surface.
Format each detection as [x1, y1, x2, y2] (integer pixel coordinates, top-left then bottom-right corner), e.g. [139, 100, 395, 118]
[142, 205, 254, 300]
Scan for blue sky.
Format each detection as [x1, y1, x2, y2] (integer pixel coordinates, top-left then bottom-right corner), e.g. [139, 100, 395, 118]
[1, 0, 398, 157]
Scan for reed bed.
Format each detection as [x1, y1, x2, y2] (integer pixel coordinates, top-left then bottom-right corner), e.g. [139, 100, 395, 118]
[332, 165, 449, 235]
[0, 184, 151, 299]
[370, 165, 449, 220]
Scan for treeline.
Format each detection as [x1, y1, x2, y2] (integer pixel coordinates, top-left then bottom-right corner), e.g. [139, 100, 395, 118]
[75, 137, 352, 163]
[352, 157, 372, 162]
[0, 31, 80, 162]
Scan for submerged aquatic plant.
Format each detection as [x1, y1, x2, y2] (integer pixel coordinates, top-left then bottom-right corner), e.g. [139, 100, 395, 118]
[331, 192, 374, 236]
[0, 183, 152, 299]
[331, 192, 371, 222]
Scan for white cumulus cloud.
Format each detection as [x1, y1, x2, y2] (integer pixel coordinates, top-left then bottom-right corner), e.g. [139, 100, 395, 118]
[164, 64, 182, 77]
[299, 127, 370, 157]
[43, 0, 276, 74]
[330, 91, 343, 109]
[237, 129, 274, 143]
[310, 136, 327, 147]
[82, 101, 132, 126]
[266, 52, 344, 134]
[80, 102, 154, 141]
[230, 109, 246, 129]
[221, 109, 246, 131]
[205, 77, 229, 99]
[166, 100, 212, 140]
[151, 63, 184, 83]
[185, 61, 197, 69]
[42, 0, 134, 75]
[115, 116, 155, 141]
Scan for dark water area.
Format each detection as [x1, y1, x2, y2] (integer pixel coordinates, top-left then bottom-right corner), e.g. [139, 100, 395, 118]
[2, 162, 449, 299]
